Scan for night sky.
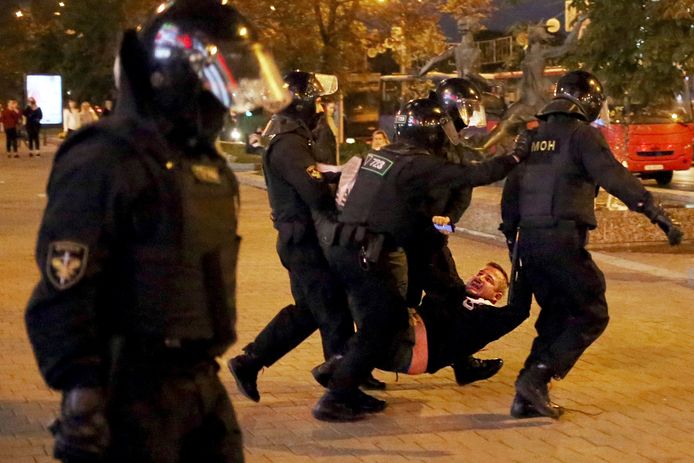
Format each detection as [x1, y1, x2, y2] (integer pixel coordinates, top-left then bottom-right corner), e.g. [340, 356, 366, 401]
[442, 0, 566, 38]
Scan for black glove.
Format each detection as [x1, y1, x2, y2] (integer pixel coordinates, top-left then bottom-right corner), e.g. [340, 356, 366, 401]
[640, 200, 684, 246]
[654, 215, 684, 246]
[50, 387, 109, 463]
[511, 129, 534, 163]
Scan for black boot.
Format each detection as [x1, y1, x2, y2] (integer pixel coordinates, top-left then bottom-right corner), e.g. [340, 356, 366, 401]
[352, 389, 387, 413]
[312, 390, 366, 422]
[453, 356, 503, 386]
[360, 373, 386, 390]
[311, 355, 342, 388]
[228, 353, 262, 402]
[514, 363, 562, 419]
[510, 393, 564, 419]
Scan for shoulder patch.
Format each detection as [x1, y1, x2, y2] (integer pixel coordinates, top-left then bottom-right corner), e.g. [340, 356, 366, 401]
[306, 165, 323, 181]
[361, 153, 394, 176]
[46, 241, 89, 290]
[191, 164, 221, 184]
[530, 138, 561, 154]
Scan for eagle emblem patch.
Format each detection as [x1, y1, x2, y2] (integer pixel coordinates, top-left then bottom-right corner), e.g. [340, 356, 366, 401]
[306, 165, 323, 181]
[47, 241, 89, 290]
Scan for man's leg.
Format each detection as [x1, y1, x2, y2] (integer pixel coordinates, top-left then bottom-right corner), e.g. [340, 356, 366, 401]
[513, 229, 608, 419]
[313, 246, 408, 422]
[230, 239, 353, 402]
[229, 304, 318, 402]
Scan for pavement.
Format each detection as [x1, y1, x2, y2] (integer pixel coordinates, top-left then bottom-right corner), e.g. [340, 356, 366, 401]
[1, 142, 693, 462]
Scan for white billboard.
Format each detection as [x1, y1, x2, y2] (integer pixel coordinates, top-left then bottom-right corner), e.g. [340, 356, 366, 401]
[26, 75, 63, 125]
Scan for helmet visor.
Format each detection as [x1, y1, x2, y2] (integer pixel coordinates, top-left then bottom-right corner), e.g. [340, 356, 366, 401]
[151, 22, 291, 113]
[592, 100, 611, 127]
[201, 41, 291, 113]
[314, 73, 339, 96]
[442, 118, 461, 146]
[454, 99, 486, 128]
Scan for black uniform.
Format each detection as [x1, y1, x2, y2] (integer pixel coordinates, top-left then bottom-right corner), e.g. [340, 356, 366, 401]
[25, 117, 243, 462]
[321, 142, 519, 393]
[377, 279, 531, 375]
[251, 115, 353, 364]
[501, 115, 656, 378]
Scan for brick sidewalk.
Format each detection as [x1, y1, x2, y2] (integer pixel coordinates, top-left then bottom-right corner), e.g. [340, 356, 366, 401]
[1, 153, 693, 462]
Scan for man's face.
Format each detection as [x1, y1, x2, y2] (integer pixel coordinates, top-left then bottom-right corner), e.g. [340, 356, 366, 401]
[465, 266, 506, 304]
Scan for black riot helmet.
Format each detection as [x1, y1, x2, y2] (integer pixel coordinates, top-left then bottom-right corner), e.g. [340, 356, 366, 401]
[394, 98, 460, 154]
[133, 0, 290, 139]
[281, 71, 338, 126]
[434, 78, 485, 131]
[537, 70, 607, 122]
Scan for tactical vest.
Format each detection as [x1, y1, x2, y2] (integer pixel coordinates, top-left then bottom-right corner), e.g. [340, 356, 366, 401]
[339, 148, 417, 246]
[263, 129, 314, 226]
[57, 118, 240, 355]
[517, 119, 599, 228]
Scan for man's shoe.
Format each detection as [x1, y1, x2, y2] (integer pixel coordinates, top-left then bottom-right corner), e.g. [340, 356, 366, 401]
[514, 363, 562, 419]
[510, 393, 564, 419]
[352, 389, 386, 413]
[312, 391, 366, 422]
[228, 354, 261, 402]
[453, 357, 503, 385]
[360, 373, 386, 390]
[311, 355, 342, 388]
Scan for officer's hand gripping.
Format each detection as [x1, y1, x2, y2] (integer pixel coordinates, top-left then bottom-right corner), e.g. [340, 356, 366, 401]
[511, 129, 533, 164]
[51, 387, 109, 463]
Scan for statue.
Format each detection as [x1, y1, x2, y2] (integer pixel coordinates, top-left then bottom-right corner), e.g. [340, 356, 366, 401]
[419, 18, 490, 92]
[472, 17, 587, 152]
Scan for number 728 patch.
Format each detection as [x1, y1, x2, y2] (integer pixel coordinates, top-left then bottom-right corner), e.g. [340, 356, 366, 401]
[361, 153, 393, 176]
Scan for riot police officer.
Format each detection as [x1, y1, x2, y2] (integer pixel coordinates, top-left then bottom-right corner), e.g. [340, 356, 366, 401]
[24, 1, 290, 461]
[228, 71, 354, 402]
[501, 70, 684, 419]
[313, 98, 528, 421]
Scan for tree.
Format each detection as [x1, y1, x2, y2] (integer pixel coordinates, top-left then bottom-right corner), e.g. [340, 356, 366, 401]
[566, 0, 694, 106]
[234, 0, 493, 90]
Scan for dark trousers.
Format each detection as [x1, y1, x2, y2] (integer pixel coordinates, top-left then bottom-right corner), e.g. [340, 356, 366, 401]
[406, 235, 465, 307]
[244, 237, 352, 365]
[27, 126, 40, 150]
[106, 358, 243, 463]
[325, 244, 409, 392]
[5, 128, 18, 152]
[518, 226, 609, 379]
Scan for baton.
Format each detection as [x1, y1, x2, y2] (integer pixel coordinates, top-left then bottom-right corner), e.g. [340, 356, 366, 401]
[507, 227, 520, 305]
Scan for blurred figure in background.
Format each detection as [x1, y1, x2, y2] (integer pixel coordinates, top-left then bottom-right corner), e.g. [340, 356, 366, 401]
[24, 97, 43, 157]
[369, 129, 390, 151]
[101, 99, 114, 117]
[79, 101, 99, 126]
[62, 99, 81, 137]
[313, 99, 338, 164]
[2, 99, 22, 158]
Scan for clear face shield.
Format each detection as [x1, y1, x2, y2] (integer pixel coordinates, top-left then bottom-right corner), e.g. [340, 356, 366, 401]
[592, 100, 611, 127]
[456, 99, 486, 129]
[441, 117, 461, 146]
[152, 22, 291, 114]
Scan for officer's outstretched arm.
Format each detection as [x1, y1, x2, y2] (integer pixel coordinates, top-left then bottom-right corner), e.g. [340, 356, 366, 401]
[578, 126, 683, 245]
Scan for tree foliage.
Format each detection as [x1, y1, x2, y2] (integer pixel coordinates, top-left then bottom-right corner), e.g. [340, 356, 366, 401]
[566, 0, 694, 105]
[234, 0, 493, 90]
[0, 0, 158, 102]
